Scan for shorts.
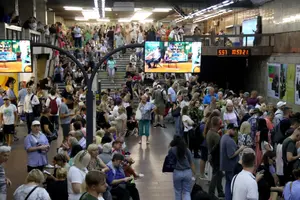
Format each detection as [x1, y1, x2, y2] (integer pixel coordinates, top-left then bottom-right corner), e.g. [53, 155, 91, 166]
[200, 146, 208, 161]
[3, 125, 15, 135]
[155, 106, 165, 116]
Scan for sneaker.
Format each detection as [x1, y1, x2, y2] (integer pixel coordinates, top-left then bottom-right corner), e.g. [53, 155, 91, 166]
[161, 124, 166, 128]
[153, 124, 159, 128]
[146, 140, 150, 144]
[199, 174, 209, 180]
[138, 140, 142, 144]
[45, 164, 55, 169]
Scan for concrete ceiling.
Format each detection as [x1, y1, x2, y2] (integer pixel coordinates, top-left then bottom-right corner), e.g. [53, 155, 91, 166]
[47, 0, 228, 21]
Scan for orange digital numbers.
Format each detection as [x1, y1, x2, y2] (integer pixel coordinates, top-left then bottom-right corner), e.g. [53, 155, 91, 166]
[218, 49, 228, 56]
[217, 49, 250, 56]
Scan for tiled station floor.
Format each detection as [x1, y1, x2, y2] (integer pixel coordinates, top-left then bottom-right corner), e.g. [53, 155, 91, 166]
[5, 123, 212, 200]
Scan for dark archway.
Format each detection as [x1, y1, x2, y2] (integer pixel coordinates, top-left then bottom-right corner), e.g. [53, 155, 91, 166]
[32, 43, 144, 146]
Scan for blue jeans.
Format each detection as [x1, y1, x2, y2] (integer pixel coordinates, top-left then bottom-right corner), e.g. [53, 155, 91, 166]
[138, 120, 150, 136]
[173, 169, 192, 200]
[174, 116, 182, 136]
[225, 171, 234, 200]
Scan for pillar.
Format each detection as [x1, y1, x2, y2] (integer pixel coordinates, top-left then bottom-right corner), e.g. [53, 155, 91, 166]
[19, 0, 35, 23]
[0, 0, 18, 16]
[36, 0, 47, 24]
[19, 0, 47, 25]
[47, 11, 55, 25]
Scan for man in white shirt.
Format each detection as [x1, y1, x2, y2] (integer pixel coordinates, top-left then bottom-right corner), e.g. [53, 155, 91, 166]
[145, 47, 161, 69]
[231, 153, 262, 200]
[0, 96, 17, 146]
[23, 86, 40, 134]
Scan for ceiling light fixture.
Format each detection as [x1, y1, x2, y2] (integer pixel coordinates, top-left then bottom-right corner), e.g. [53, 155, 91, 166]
[64, 6, 83, 11]
[99, 0, 105, 18]
[118, 18, 132, 22]
[140, 19, 154, 23]
[134, 8, 142, 11]
[174, 0, 234, 23]
[105, 7, 112, 11]
[97, 18, 110, 22]
[75, 17, 87, 21]
[82, 10, 100, 19]
[152, 8, 172, 12]
[131, 11, 152, 21]
[193, 9, 233, 23]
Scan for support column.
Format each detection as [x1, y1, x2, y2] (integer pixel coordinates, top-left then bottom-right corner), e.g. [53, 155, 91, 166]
[47, 11, 55, 25]
[19, 0, 35, 22]
[36, 0, 47, 24]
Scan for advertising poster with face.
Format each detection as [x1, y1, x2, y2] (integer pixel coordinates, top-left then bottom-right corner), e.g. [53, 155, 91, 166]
[267, 63, 280, 99]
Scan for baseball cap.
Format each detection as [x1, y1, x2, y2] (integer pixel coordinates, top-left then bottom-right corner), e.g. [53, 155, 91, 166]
[32, 120, 40, 126]
[2, 96, 9, 100]
[277, 101, 286, 108]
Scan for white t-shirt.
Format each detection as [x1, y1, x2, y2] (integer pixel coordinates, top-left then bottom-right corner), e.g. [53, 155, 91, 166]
[0, 104, 17, 125]
[223, 112, 238, 127]
[182, 115, 194, 132]
[169, 30, 175, 39]
[13, 185, 50, 200]
[231, 170, 258, 200]
[67, 166, 88, 200]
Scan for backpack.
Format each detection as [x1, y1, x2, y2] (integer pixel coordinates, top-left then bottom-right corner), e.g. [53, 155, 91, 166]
[30, 95, 42, 117]
[49, 97, 58, 115]
[271, 119, 285, 145]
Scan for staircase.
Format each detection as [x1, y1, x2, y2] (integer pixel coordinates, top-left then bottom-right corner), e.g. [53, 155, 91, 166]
[97, 50, 142, 91]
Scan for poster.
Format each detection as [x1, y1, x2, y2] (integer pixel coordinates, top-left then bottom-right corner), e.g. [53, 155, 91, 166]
[295, 65, 300, 105]
[267, 63, 280, 99]
[286, 64, 295, 104]
[280, 64, 287, 100]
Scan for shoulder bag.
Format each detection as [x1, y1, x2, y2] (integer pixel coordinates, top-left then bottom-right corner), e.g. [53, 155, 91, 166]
[24, 186, 39, 200]
[135, 103, 142, 121]
[162, 150, 177, 173]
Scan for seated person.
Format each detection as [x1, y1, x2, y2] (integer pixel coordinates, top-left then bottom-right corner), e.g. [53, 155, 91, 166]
[145, 47, 161, 68]
[106, 154, 140, 200]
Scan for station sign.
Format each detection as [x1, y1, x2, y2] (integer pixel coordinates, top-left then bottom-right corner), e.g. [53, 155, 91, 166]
[217, 48, 250, 57]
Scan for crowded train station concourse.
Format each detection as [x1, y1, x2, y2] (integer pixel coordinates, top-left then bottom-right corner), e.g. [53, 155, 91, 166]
[1, 0, 300, 199]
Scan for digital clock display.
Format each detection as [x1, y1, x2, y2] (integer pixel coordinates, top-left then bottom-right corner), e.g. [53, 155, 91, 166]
[217, 49, 250, 57]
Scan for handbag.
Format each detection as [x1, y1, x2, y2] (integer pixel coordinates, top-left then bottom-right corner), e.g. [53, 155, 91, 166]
[25, 186, 39, 200]
[135, 104, 142, 121]
[46, 130, 58, 143]
[162, 150, 177, 173]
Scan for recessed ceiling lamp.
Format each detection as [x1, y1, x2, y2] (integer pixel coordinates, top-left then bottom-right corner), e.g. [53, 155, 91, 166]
[64, 6, 83, 11]
[140, 19, 154, 23]
[105, 7, 112, 11]
[131, 11, 152, 21]
[175, 0, 234, 23]
[134, 8, 142, 11]
[193, 9, 233, 23]
[152, 8, 172, 12]
[75, 17, 87, 21]
[100, 0, 105, 18]
[97, 18, 110, 22]
[82, 10, 100, 19]
[118, 18, 132, 22]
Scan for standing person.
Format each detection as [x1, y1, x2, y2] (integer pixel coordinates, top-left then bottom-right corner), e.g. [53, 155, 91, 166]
[24, 120, 50, 172]
[282, 127, 300, 184]
[114, 32, 125, 58]
[60, 95, 74, 139]
[24, 86, 40, 134]
[220, 123, 246, 200]
[45, 89, 61, 131]
[18, 81, 27, 121]
[231, 153, 260, 200]
[107, 57, 116, 83]
[6, 82, 17, 107]
[0, 96, 17, 146]
[152, 85, 167, 128]
[206, 116, 224, 198]
[169, 136, 196, 200]
[73, 24, 82, 48]
[0, 146, 12, 200]
[106, 27, 114, 49]
[138, 95, 154, 144]
[79, 170, 107, 200]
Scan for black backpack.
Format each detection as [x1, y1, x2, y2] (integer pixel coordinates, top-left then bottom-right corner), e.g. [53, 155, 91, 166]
[30, 95, 42, 117]
[271, 119, 285, 145]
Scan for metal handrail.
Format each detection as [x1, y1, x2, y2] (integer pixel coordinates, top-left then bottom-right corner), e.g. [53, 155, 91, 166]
[183, 33, 275, 47]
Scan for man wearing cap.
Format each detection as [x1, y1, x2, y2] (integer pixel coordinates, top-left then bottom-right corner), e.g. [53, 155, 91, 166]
[24, 120, 50, 172]
[152, 84, 167, 128]
[0, 96, 17, 146]
[274, 101, 286, 126]
[220, 123, 246, 200]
